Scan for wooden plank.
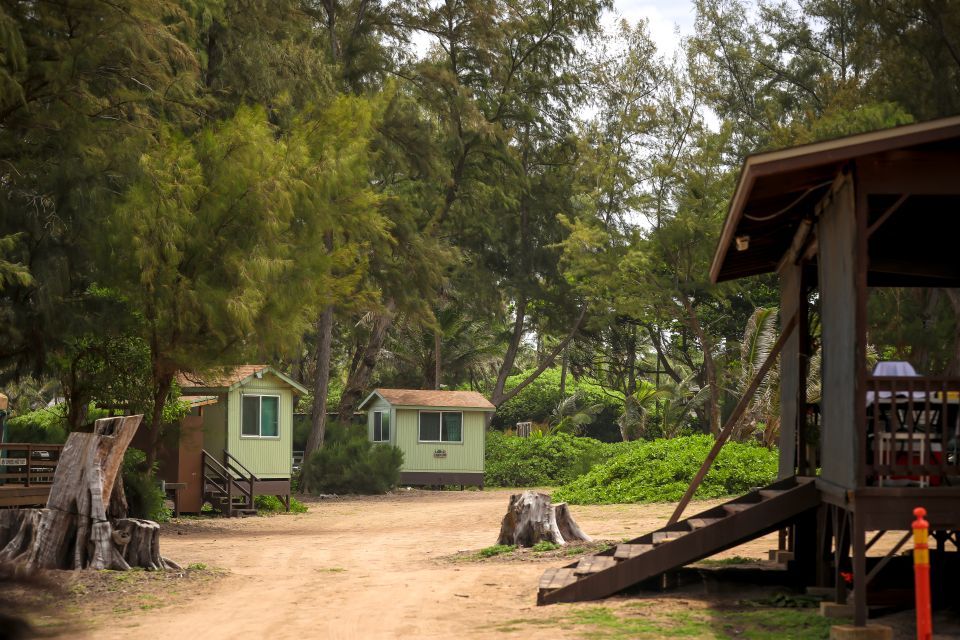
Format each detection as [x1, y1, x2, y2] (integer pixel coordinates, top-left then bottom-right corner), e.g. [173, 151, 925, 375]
[818, 175, 858, 489]
[759, 490, 788, 499]
[722, 503, 754, 514]
[668, 311, 799, 525]
[687, 518, 724, 530]
[539, 567, 578, 590]
[652, 531, 688, 545]
[613, 544, 653, 559]
[573, 556, 617, 575]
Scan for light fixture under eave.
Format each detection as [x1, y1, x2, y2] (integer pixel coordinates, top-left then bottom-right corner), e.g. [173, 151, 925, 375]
[735, 235, 750, 251]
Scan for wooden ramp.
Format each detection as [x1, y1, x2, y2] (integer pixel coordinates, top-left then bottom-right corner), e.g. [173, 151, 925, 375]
[537, 476, 820, 605]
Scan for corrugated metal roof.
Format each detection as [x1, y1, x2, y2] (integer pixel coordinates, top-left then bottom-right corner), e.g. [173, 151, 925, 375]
[361, 388, 495, 410]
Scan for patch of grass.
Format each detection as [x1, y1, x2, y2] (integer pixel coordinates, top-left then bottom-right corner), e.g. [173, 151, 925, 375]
[254, 495, 308, 514]
[496, 600, 838, 639]
[531, 541, 561, 553]
[186, 562, 208, 571]
[316, 567, 346, 573]
[718, 608, 838, 639]
[478, 544, 516, 558]
[563, 545, 588, 556]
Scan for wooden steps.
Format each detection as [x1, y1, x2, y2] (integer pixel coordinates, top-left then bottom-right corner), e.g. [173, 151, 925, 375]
[613, 544, 653, 559]
[537, 477, 821, 605]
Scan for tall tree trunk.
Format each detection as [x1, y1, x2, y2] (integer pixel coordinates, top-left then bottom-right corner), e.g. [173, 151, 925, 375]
[144, 374, 173, 472]
[559, 348, 568, 397]
[305, 304, 334, 457]
[336, 300, 396, 423]
[490, 305, 588, 407]
[434, 328, 441, 390]
[679, 296, 720, 436]
[305, 233, 336, 457]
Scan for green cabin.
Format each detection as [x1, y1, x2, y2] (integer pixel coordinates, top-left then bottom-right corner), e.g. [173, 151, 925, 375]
[359, 389, 495, 488]
[173, 365, 308, 515]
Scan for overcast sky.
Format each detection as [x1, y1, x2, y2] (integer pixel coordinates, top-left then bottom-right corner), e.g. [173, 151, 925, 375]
[609, 0, 698, 55]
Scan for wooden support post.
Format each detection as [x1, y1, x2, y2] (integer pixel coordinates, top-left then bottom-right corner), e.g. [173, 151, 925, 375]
[852, 514, 867, 626]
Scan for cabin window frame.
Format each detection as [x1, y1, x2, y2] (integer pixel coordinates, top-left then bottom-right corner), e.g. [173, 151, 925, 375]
[372, 410, 390, 442]
[417, 410, 464, 444]
[240, 393, 281, 439]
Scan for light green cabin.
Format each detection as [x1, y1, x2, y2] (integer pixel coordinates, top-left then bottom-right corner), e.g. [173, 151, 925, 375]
[179, 365, 308, 479]
[359, 389, 495, 488]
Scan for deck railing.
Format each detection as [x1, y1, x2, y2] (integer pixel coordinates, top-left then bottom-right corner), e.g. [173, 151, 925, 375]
[0, 443, 65, 487]
[864, 376, 960, 487]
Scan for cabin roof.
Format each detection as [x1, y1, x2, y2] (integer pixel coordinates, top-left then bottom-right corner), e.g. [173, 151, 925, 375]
[177, 365, 309, 395]
[359, 388, 495, 411]
[710, 115, 960, 284]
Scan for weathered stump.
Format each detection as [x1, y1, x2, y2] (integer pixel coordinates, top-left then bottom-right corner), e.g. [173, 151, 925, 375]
[496, 491, 591, 547]
[0, 415, 178, 571]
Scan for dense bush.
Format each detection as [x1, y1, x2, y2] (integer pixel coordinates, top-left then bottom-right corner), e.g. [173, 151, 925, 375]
[299, 422, 403, 495]
[5, 403, 115, 443]
[492, 368, 623, 441]
[121, 447, 171, 522]
[254, 494, 308, 513]
[552, 434, 779, 504]
[484, 431, 626, 487]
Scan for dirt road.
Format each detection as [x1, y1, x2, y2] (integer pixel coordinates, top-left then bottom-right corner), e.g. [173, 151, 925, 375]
[90, 490, 778, 640]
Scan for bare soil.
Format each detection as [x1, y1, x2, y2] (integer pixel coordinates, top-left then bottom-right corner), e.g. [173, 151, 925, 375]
[27, 489, 959, 639]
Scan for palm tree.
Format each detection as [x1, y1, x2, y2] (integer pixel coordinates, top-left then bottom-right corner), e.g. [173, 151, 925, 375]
[546, 391, 603, 435]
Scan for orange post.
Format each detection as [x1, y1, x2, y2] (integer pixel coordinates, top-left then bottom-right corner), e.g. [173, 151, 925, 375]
[912, 507, 932, 640]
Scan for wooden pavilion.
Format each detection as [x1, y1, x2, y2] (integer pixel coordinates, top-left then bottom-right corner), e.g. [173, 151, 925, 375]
[536, 116, 960, 628]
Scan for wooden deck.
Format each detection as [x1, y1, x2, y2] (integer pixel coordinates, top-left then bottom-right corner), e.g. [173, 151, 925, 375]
[0, 443, 63, 507]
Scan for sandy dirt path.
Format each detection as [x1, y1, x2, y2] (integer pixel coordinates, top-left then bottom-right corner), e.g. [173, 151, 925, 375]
[90, 490, 778, 640]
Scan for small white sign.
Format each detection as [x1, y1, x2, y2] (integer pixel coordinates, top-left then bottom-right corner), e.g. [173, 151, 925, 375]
[0, 458, 27, 466]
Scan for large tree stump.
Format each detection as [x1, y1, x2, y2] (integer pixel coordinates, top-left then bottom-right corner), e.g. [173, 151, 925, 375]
[0, 415, 178, 571]
[496, 491, 591, 547]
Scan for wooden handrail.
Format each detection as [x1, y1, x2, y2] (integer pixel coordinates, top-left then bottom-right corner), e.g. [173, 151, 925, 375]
[223, 449, 259, 482]
[668, 312, 799, 526]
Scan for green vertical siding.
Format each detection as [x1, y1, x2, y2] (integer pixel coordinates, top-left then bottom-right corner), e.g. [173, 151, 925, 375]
[395, 408, 485, 472]
[226, 374, 293, 478]
[202, 395, 228, 454]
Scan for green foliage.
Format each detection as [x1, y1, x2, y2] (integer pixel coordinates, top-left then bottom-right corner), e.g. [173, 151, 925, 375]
[484, 431, 625, 487]
[531, 541, 560, 552]
[553, 435, 778, 504]
[121, 448, 170, 522]
[186, 563, 208, 571]
[478, 544, 516, 558]
[254, 495, 308, 514]
[492, 368, 622, 441]
[299, 423, 403, 495]
[5, 405, 70, 444]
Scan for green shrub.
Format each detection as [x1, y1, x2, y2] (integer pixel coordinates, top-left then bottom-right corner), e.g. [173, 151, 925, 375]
[484, 431, 622, 487]
[121, 447, 171, 522]
[491, 368, 623, 441]
[299, 422, 403, 495]
[5, 405, 70, 443]
[254, 495, 308, 513]
[478, 544, 515, 557]
[552, 434, 778, 505]
[531, 541, 560, 552]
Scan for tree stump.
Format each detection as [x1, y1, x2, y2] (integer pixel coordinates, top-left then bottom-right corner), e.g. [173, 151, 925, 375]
[0, 415, 179, 571]
[496, 491, 591, 547]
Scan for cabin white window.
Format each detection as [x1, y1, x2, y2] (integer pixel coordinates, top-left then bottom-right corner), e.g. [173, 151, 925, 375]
[373, 410, 390, 442]
[241, 394, 280, 438]
[418, 411, 463, 443]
